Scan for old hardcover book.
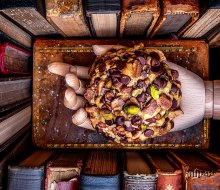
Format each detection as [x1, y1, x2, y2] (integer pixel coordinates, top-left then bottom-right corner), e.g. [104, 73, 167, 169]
[123, 151, 157, 190]
[0, 77, 31, 111]
[33, 39, 209, 149]
[169, 150, 220, 190]
[120, 0, 160, 37]
[182, 0, 220, 38]
[81, 151, 120, 190]
[0, 0, 58, 36]
[0, 42, 31, 74]
[46, 0, 91, 37]
[149, 0, 199, 38]
[45, 151, 85, 190]
[145, 151, 182, 190]
[85, 0, 121, 37]
[7, 150, 54, 190]
[0, 130, 32, 190]
[0, 14, 32, 48]
[0, 103, 31, 147]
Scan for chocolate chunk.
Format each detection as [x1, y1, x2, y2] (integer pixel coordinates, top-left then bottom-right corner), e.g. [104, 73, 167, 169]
[151, 58, 161, 67]
[98, 62, 106, 73]
[154, 77, 168, 88]
[158, 94, 172, 110]
[112, 77, 122, 86]
[145, 117, 156, 123]
[124, 125, 133, 132]
[171, 83, 178, 93]
[120, 75, 131, 85]
[171, 98, 178, 110]
[142, 99, 157, 115]
[171, 69, 179, 80]
[137, 93, 147, 102]
[135, 51, 147, 59]
[117, 60, 126, 70]
[105, 91, 115, 102]
[137, 56, 146, 65]
[122, 53, 131, 59]
[109, 69, 121, 77]
[144, 129, 154, 137]
[94, 77, 100, 85]
[137, 80, 145, 88]
[150, 52, 160, 60]
[116, 116, 125, 126]
[131, 115, 142, 126]
[105, 119, 114, 125]
[108, 48, 117, 52]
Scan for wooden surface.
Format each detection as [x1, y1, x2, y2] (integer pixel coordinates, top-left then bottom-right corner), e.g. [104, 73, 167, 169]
[33, 39, 209, 149]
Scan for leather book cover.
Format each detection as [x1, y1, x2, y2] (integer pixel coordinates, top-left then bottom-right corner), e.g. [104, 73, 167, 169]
[0, 129, 32, 190]
[80, 151, 120, 190]
[7, 150, 55, 190]
[46, 0, 91, 37]
[0, 0, 58, 36]
[85, 0, 121, 37]
[0, 76, 31, 110]
[149, 0, 199, 38]
[120, 0, 160, 37]
[169, 150, 220, 190]
[0, 14, 32, 48]
[123, 151, 157, 190]
[33, 39, 209, 149]
[182, 0, 220, 38]
[0, 42, 31, 74]
[45, 151, 85, 190]
[145, 151, 182, 190]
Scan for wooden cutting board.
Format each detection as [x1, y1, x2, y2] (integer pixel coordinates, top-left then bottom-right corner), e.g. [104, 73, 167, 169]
[33, 39, 209, 149]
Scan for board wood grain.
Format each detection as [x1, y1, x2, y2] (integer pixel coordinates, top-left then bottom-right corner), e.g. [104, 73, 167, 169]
[33, 39, 209, 149]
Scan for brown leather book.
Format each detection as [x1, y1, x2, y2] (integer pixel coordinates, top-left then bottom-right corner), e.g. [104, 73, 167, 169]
[0, 42, 31, 74]
[0, 14, 32, 48]
[45, 151, 85, 190]
[45, 0, 91, 37]
[149, 0, 199, 38]
[0, 0, 58, 36]
[0, 130, 32, 190]
[145, 151, 183, 190]
[120, 0, 160, 37]
[123, 151, 157, 190]
[169, 150, 220, 190]
[33, 39, 209, 149]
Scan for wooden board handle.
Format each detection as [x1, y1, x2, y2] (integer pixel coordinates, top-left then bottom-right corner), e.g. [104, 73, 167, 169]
[205, 80, 220, 119]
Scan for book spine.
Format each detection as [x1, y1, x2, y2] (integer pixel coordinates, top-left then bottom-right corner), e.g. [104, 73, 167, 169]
[0, 15, 32, 48]
[45, 0, 90, 37]
[124, 173, 157, 190]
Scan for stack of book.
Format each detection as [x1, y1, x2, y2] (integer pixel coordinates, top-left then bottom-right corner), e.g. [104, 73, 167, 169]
[0, 0, 219, 47]
[4, 150, 220, 190]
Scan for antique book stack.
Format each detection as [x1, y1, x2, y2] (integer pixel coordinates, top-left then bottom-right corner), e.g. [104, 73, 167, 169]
[85, 0, 121, 37]
[150, 0, 200, 38]
[0, 0, 58, 36]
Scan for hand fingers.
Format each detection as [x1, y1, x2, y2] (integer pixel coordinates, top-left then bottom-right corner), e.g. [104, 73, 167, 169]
[72, 108, 94, 130]
[92, 45, 127, 56]
[64, 88, 87, 110]
[48, 62, 89, 79]
[65, 73, 86, 95]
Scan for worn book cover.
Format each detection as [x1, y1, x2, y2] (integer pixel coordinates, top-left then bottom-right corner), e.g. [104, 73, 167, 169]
[33, 39, 209, 149]
[0, 77, 31, 110]
[85, 0, 121, 37]
[169, 150, 220, 190]
[81, 151, 120, 190]
[149, 0, 199, 38]
[120, 0, 160, 37]
[145, 151, 182, 190]
[0, 42, 31, 74]
[46, 0, 91, 37]
[45, 151, 85, 190]
[0, 0, 58, 36]
[0, 14, 32, 48]
[8, 150, 54, 190]
[0, 102, 31, 147]
[123, 151, 157, 190]
[0, 130, 32, 190]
